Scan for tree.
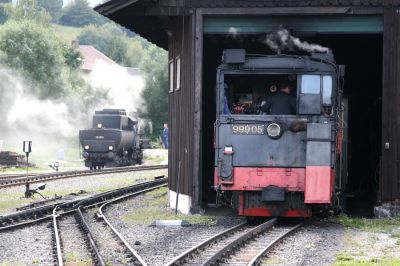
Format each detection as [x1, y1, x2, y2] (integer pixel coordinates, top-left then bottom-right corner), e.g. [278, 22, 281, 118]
[139, 45, 168, 136]
[0, 20, 82, 99]
[58, 0, 107, 27]
[0, 4, 8, 24]
[77, 23, 143, 67]
[37, 0, 62, 21]
[7, 0, 51, 26]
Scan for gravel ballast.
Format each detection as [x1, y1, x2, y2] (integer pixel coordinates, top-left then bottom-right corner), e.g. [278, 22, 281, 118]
[2, 168, 400, 265]
[0, 223, 54, 265]
[262, 221, 344, 265]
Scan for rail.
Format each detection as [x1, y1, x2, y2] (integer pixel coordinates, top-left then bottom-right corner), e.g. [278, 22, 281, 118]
[0, 164, 167, 188]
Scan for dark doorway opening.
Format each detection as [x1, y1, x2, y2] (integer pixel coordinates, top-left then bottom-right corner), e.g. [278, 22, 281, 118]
[201, 33, 382, 217]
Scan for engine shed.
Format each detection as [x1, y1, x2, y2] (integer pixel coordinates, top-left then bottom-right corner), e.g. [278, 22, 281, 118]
[96, 0, 400, 216]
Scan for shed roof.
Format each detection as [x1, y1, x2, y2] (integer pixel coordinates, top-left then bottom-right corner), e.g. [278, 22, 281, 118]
[95, 0, 400, 48]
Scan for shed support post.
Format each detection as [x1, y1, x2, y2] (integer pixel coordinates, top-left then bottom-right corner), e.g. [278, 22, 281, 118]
[191, 8, 203, 211]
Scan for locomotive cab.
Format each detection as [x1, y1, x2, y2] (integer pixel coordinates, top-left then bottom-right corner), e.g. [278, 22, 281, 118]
[214, 49, 346, 218]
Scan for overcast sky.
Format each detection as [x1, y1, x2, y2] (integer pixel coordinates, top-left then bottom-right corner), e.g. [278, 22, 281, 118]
[63, 0, 104, 7]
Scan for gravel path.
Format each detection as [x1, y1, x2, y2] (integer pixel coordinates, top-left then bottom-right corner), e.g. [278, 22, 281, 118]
[0, 223, 54, 265]
[261, 220, 344, 266]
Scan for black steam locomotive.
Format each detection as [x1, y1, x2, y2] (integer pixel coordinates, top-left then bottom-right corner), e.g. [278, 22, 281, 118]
[214, 49, 347, 218]
[79, 109, 143, 169]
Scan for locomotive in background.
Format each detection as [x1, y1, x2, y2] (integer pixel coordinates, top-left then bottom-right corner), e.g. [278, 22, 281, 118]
[79, 109, 143, 169]
[214, 49, 347, 218]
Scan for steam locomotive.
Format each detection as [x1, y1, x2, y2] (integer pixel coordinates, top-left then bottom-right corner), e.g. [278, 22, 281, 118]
[79, 109, 143, 169]
[214, 49, 347, 218]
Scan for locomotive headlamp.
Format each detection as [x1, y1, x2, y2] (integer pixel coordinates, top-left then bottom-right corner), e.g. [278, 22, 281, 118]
[223, 146, 234, 155]
[97, 123, 102, 128]
[84, 145, 90, 150]
[108, 146, 113, 151]
[266, 123, 282, 139]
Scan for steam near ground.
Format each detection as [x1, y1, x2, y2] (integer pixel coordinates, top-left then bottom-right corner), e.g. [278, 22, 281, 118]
[0, 62, 145, 163]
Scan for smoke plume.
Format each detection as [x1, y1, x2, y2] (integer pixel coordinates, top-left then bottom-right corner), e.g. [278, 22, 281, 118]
[265, 29, 329, 53]
[0, 62, 145, 163]
[87, 60, 145, 114]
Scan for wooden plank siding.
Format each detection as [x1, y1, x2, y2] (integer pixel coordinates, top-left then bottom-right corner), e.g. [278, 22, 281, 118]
[381, 7, 400, 202]
[168, 16, 196, 197]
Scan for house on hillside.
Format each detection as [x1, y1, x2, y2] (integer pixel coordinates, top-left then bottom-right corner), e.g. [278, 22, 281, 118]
[73, 41, 144, 115]
[76, 43, 120, 74]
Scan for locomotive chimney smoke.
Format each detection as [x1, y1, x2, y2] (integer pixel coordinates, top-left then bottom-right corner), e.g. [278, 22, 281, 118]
[228, 27, 238, 38]
[265, 29, 329, 53]
[88, 60, 145, 114]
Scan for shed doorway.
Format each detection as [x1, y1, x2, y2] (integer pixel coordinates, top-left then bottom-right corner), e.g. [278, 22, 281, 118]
[201, 31, 382, 217]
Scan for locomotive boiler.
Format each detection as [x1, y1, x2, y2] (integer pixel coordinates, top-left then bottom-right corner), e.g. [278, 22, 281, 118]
[214, 49, 347, 218]
[79, 109, 143, 169]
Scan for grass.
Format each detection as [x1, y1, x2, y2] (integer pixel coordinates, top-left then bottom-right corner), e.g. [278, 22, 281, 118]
[334, 253, 400, 266]
[330, 214, 400, 235]
[331, 215, 400, 266]
[0, 165, 52, 173]
[52, 24, 84, 43]
[121, 187, 220, 225]
[65, 252, 92, 266]
[144, 155, 167, 165]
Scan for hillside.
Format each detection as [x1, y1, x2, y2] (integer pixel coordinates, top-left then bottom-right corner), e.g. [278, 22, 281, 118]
[52, 24, 84, 43]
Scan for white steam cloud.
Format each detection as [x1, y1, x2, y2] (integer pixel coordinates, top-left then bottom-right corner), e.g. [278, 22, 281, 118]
[228, 27, 238, 38]
[0, 61, 146, 163]
[87, 60, 145, 114]
[265, 29, 329, 53]
[0, 67, 78, 160]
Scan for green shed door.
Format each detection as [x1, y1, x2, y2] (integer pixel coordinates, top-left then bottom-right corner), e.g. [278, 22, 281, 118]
[204, 16, 383, 34]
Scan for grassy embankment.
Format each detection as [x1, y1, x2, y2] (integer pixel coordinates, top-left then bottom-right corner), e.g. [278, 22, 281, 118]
[332, 215, 400, 265]
[121, 186, 223, 225]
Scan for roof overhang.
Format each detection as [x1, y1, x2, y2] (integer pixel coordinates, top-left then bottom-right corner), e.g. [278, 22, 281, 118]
[95, 0, 141, 16]
[95, 0, 170, 49]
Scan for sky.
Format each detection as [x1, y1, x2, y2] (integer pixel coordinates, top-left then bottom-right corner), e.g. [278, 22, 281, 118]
[63, 0, 105, 7]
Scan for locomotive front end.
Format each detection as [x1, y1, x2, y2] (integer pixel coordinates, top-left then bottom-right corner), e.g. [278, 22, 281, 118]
[214, 50, 345, 218]
[79, 109, 143, 169]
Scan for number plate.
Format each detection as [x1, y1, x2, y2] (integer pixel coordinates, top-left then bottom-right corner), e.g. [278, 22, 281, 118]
[231, 124, 265, 135]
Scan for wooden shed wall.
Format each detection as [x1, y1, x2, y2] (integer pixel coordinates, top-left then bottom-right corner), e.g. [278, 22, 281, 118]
[168, 16, 195, 197]
[381, 7, 400, 202]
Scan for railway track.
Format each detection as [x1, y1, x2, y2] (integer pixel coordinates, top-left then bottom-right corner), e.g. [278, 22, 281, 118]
[1, 177, 166, 265]
[167, 218, 303, 266]
[0, 177, 167, 229]
[0, 164, 167, 188]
